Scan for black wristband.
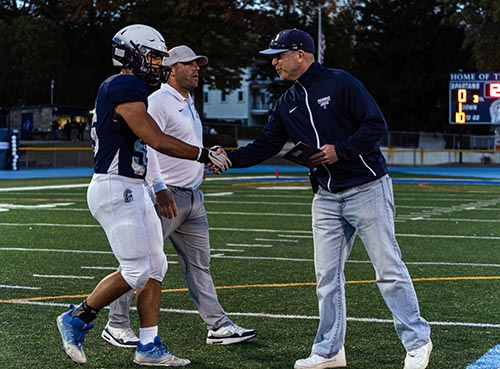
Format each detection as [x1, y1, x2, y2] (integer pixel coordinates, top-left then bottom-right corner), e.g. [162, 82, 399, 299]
[197, 148, 209, 164]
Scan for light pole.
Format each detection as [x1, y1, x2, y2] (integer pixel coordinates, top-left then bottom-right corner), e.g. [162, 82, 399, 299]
[50, 79, 55, 105]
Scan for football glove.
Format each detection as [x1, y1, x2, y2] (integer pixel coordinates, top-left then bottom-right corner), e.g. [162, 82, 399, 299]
[197, 146, 232, 172]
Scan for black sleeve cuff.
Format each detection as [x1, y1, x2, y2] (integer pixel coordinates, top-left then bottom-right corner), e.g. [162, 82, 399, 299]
[197, 148, 209, 164]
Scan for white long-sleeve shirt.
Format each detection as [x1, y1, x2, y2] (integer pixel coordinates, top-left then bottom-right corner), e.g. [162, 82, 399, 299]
[146, 83, 204, 190]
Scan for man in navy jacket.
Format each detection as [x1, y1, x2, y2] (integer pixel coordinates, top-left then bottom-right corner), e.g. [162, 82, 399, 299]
[227, 28, 432, 369]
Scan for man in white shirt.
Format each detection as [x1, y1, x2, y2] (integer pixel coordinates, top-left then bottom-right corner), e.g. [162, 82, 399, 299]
[102, 45, 257, 347]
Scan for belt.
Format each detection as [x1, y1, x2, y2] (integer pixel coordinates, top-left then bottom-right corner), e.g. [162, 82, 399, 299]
[167, 185, 194, 192]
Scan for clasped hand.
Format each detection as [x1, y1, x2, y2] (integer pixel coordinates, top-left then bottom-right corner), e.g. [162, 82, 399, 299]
[206, 145, 231, 174]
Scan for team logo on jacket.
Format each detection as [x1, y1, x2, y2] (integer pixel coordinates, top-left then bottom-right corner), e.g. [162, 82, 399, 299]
[317, 96, 331, 109]
[123, 189, 134, 203]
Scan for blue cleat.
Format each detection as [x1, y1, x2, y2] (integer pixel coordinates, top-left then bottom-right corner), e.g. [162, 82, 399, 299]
[134, 336, 191, 367]
[55, 305, 94, 364]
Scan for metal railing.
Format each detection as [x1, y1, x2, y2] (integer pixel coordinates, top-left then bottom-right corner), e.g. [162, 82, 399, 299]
[16, 145, 500, 169]
[18, 146, 93, 168]
[202, 124, 499, 151]
[15, 130, 500, 169]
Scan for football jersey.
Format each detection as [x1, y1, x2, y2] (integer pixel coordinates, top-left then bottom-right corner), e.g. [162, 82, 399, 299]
[90, 74, 149, 179]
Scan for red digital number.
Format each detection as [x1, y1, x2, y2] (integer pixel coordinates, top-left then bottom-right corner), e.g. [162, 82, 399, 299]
[487, 83, 500, 98]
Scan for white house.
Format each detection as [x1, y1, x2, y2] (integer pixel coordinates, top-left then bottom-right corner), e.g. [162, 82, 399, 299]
[203, 67, 272, 126]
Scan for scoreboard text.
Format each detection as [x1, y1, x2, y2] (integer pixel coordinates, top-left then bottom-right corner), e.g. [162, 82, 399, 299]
[449, 72, 500, 124]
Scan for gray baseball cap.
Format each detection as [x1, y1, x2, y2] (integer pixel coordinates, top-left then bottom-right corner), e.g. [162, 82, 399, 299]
[166, 45, 208, 67]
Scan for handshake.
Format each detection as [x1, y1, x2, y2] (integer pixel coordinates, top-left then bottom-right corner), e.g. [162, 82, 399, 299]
[197, 145, 231, 174]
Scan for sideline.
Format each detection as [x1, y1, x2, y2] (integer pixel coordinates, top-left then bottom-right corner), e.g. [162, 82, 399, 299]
[466, 344, 500, 369]
[3, 165, 500, 181]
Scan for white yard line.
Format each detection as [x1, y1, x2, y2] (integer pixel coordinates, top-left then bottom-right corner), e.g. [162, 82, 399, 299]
[255, 238, 298, 243]
[3, 247, 499, 268]
[397, 234, 500, 240]
[206, 211, 311, 217]
[0, 184, 89, 192]
[33, 274, 94, 279]
[399, 217, 500, 223]
[210, 248, 245, 252]
[226, 243, 273, 248]
[0, 284, 40, 290]
[6, 300, 500, 330]
[205, 200, 310, 205]
[0, 247, 112, 254]
[0, 223, 100, 228]
[0, 203, 74, 209]
[278, 234, 313, 238]
[80, 266, 120, 270]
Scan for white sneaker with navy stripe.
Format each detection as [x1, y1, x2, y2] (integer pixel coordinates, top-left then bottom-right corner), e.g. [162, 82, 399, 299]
[206, 324, 257, 345]
[101, 324, 139, 348]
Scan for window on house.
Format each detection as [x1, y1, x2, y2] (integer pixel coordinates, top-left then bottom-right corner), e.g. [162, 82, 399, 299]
[251, 91, 267, 110]
[221, 92, 226, 102]
[204, 92, 209, 104]
[237, 91, 244, 102]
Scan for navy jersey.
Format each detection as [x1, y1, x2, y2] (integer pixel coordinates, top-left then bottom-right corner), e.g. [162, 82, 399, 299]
[90, 74, 149, 179]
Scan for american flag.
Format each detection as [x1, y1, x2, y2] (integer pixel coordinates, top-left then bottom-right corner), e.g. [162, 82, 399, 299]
[319, 31, 326, 64]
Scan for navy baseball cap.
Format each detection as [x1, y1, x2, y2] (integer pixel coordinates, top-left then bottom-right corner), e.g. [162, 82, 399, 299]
[260, 28, 315, 55]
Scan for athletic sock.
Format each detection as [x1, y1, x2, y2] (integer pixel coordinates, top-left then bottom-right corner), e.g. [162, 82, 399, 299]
[139, 326, 158, 345]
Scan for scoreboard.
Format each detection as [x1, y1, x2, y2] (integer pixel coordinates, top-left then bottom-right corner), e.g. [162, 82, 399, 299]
[449, 72, 500, 124]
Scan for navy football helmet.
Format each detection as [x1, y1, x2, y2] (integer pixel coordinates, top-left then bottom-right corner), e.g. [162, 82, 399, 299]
[112, 24, 169, 86]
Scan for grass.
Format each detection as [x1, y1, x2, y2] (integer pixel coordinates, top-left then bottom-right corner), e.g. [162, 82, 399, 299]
[1, 171, 500, 368]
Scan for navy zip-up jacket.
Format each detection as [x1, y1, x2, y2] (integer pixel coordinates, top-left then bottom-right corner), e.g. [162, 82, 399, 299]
[228, 62, 389, 193]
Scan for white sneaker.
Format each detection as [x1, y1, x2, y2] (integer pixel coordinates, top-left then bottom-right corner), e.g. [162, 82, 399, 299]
[294, 347, 347, 369]
[206, 324, 257, 345]
[404, 341, 433, 369]
[101, 324, 139, 348]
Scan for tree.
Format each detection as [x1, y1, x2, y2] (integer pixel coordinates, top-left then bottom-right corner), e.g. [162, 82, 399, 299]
[0, 0, 487, 136]
[0, 0, 132, 107]
[444, 0, 500, 71]
[0, 20, 16, 107]
[247, 0, 339, 105]
[0, 16, 66, 106]
[352, 0, 472, 131]
[43, 0, 132, 105]
[122, 0, 278, 117]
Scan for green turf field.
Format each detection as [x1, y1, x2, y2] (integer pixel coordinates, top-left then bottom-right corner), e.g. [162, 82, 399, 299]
[1, 173, 500, 369]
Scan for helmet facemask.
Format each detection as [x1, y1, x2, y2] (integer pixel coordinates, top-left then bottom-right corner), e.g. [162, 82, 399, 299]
[129, 41, 170, 86]
[111, 24, 170, 86]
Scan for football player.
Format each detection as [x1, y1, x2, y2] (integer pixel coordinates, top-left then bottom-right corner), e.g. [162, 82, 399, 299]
[55, 24, 230, 367]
